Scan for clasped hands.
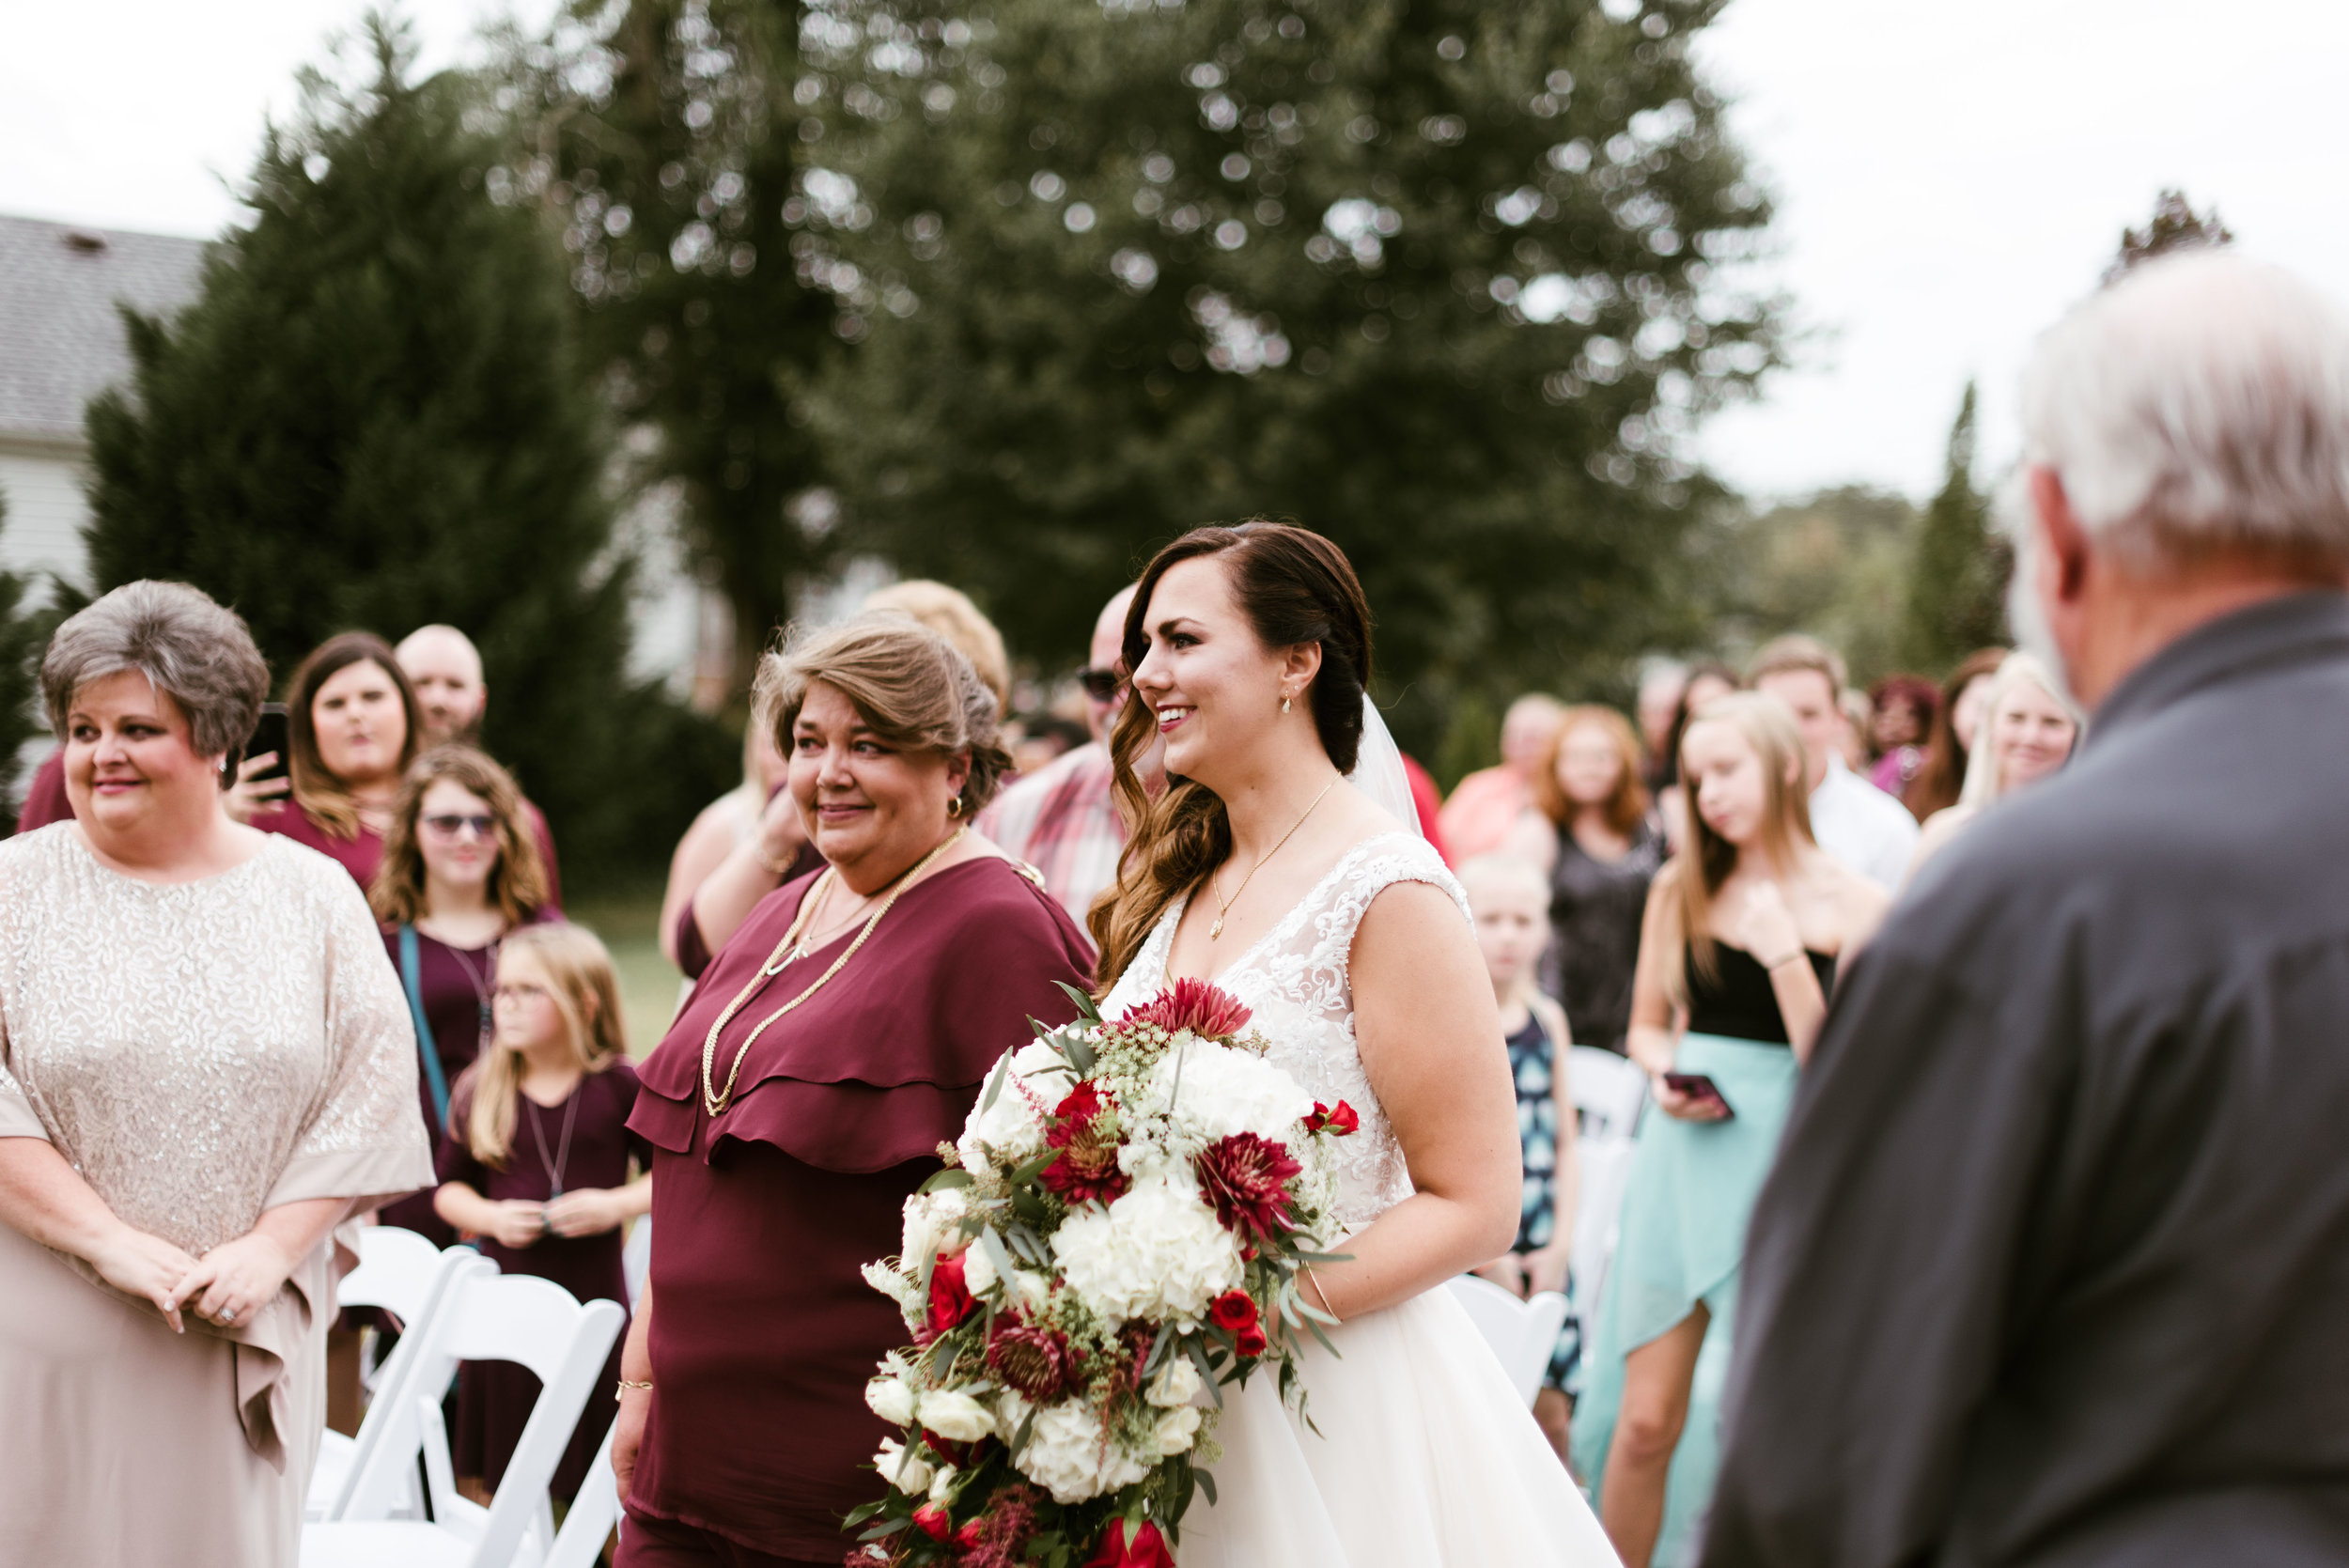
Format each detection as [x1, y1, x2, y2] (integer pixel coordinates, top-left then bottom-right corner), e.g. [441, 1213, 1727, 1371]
[90, 1223, 296, 1335]
[479, 1188, 630, 1250]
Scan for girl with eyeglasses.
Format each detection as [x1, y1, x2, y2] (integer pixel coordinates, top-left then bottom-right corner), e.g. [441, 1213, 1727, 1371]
[433, 924, 647, 1504]
[366, 746, 556, 1246]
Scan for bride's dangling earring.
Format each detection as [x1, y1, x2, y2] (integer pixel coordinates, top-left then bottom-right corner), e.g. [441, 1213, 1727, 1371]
[1281, 694, 1292, 713]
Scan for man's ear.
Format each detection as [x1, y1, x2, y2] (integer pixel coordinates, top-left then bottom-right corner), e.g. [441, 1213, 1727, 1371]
[2029, 466, 2091, 603]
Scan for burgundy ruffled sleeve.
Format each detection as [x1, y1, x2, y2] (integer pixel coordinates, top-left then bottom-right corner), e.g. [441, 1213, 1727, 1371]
[630, 858, 1093, 1173]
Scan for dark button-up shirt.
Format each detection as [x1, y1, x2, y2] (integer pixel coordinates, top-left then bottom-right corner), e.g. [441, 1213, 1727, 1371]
[1703, 591, 2349, 1568]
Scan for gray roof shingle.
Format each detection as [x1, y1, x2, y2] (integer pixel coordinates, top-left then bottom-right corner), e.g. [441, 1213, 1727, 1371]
[0, 214, 208, 445]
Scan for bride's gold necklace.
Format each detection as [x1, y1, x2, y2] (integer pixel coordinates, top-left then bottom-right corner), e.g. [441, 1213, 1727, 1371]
[700, 829, 966, 1116]
[1208, 778, 1338, 940]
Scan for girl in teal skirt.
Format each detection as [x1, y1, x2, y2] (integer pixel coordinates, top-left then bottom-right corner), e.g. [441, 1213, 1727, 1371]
[1571, 692, 1888, 1567]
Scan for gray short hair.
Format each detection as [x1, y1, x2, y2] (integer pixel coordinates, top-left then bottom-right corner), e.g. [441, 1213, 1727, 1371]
[2020, 252, 2349, 569]
[42, 582, 270, 759]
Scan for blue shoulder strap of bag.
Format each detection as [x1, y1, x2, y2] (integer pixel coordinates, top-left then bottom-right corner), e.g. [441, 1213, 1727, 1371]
[397, 924, 452, 1133]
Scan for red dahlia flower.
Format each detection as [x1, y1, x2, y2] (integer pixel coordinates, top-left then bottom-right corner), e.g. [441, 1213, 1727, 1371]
[1208, 1289, 1260, 1332]
[1041, 1081, 1128, 1204]
[1194, 1132, 1302, 1243]
[1082, 1517, 1176, 1568]
[1119, 977, 1252, 1039]
[1306, 1099, 1360, 1137]
[987, 1317, 1082, 1404]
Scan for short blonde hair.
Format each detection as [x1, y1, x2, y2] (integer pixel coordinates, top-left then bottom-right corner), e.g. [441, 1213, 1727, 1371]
[1957, 652, 2082, 807]
[861, 580, 1011, 715]
[756, 613, 1015, 815]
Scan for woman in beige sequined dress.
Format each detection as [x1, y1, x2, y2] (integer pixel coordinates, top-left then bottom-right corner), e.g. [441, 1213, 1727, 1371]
[0, 582, 433, 1567]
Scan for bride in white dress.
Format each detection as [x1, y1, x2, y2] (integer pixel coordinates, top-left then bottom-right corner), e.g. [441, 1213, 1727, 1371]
[1089, 521, 1618, 1566]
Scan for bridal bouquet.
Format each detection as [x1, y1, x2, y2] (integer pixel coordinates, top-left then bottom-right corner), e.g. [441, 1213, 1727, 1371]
[848, 979, 1356, 1567]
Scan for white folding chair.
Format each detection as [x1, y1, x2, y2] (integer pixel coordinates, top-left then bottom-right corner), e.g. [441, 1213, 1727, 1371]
[1564, 1045, 1648, 1326]
[302, 1270, 627, 1568]
[620, 1217, 650, 1308]
[543, 1423, 622, 1568]
[1446, 1274, 1572, 1407]
[308, 1229, 486, 1523]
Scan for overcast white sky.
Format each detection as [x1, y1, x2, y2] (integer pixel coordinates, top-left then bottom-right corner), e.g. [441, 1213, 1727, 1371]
[5, 0, 2341, 502]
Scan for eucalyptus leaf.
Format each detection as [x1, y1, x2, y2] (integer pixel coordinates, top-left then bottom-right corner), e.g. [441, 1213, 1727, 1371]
[1185, 1337, 1225, 1409]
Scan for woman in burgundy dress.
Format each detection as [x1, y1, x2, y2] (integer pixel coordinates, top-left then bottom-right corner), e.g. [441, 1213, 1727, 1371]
[250, 632, 423, 886]
[614, 615, 1094, 1568]
[369, 746, 554, 1244]
[435, 923, 648, 1499]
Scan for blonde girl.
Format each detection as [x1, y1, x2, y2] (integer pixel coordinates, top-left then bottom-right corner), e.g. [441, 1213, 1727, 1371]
[1571, 692, 1888, 1567]
[432, 923, 649, 1501]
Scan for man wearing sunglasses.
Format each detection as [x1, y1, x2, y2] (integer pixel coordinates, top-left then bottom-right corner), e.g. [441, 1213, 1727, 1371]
[976, 584, 1145, 935]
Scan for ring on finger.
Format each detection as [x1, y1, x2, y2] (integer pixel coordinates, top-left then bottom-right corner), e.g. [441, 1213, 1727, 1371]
[216, 1304, 238, 1324]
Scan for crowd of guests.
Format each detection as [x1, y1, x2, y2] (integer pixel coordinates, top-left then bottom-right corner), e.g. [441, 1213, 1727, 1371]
[7, 248, 2349, 1568]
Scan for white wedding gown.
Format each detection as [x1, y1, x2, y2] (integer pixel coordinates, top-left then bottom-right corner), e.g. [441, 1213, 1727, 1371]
[1099, 831, 1621, 1566]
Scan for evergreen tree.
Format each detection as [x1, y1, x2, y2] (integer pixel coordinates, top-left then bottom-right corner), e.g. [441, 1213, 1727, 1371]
[82, 16, 730, 880]
[0, 500, 51, 822]
[499, 0, 843, 695]
[1902, 383, 2007, 673]
[2105, 188, 2232, 285]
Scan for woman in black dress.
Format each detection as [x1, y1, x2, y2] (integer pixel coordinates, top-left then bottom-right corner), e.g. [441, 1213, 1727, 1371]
[1505, 705, 1663, 1055]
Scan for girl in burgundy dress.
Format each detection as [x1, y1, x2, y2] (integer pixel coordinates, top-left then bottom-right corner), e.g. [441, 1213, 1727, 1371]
[370, 746, 555, 1246]
[434, 923, 649, 1501]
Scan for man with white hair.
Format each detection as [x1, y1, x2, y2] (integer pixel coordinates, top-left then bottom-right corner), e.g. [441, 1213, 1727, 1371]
[393, 623, 562, 904]
[976, 585, 1143, 934]
[1705, 252, 2349, 1566]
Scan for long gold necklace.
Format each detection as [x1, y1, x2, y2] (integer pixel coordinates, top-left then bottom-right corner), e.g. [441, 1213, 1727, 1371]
[700, 829, 966, 1116]
[1208, 778, 1338, 940]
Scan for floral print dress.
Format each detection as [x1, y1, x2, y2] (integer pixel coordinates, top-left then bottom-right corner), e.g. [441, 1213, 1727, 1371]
[1505, 1011, 1582, 1393]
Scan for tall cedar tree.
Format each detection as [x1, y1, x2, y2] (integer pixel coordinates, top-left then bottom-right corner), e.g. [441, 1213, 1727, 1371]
[82, 18, 732, 881]
[501, 0, 842, 693]
[801, 0, 1781, 755]
[0, 499, 51, 821]
[1902, 382, 2007, 672]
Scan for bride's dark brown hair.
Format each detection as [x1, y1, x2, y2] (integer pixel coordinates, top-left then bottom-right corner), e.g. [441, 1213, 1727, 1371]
[1089, 521, 1373, 987]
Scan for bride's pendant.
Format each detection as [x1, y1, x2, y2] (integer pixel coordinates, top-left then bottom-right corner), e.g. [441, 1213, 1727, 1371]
[1209, 916, 1224, 940]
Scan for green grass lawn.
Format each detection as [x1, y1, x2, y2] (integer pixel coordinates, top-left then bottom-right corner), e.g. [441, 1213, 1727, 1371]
[564, 888, 685, 1059]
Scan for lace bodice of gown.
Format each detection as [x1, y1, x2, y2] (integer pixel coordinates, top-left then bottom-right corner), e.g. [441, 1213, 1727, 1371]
[1099, 831, 1470, 1234]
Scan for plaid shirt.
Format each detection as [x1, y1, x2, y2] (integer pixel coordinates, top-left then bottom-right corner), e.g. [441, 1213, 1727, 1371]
[977, 741, 1125, 939]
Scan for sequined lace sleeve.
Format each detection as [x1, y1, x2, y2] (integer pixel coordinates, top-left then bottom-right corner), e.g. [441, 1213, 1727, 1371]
[263, 860, 435, 1211]
[0, 848, 50, 1141]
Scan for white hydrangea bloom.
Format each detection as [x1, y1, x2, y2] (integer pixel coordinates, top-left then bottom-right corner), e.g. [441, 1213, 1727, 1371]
[1054, 1172, 1242, 1324]
[1146, 1041, 1314, 1144]
[1012, 1398, 1153, 1503]
[963, 1238, 998, 1296]
[917, 1388, 995, 1443]
[955, 1041, 1070, 1172]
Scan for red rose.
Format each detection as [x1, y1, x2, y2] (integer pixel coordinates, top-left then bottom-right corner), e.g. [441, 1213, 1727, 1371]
[1306, 1100, 1360, 1137]
[955, 1518, 986, 1549]
[1234, 1322, 1269, 1358]
[1082, 1517, 1176, 1568]
[1208, 1289, 1259, 1332]
[912, 1502, 953, 1542]
[1193, 1132, 1302, 1243]
[925, 1251, 977, 1339]
[1118, 977, 1252, 1039]
[1041, 1081, 1129, 1205]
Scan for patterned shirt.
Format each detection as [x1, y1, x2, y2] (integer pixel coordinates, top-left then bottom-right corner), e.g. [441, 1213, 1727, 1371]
[976, 741, 1125, 939]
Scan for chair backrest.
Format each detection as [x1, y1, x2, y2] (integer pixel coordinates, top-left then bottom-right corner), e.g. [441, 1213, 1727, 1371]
[1444, 1274, 1570, 1406]
[339, 1265, 627, 1568]
[321, 1234, 491, 1521]
[544, 1423, 622, 1568]
[337, 1225, 450, 1321]
[1570, 1137, 1637, 1327]
[1566, 1045, 1648, 1143]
